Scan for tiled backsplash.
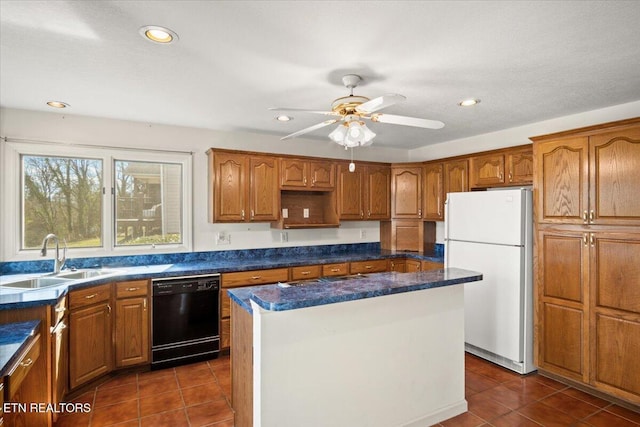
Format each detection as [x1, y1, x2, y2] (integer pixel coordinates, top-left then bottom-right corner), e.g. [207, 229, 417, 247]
[1, 243, 379, 275]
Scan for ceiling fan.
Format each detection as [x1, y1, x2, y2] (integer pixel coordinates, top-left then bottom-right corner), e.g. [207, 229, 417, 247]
[269, 74, 444, 148]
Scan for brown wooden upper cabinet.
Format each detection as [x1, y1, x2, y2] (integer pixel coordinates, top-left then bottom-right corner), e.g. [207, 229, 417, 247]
[533, 122, 640, 225]
[444, 159, 468, 196]
[391, 165, 423, 219]
[338, 163, 390, 220]
[280, 159, 335, 190]
[209, 150, 280, 222]
[423, 162, 444, 220]
[470, 147, 533, 189]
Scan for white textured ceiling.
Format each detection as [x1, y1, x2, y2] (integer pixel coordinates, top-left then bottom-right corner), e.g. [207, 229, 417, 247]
[1, 1, 639, 149]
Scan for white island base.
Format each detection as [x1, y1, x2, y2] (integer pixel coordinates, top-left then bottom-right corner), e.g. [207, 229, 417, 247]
[245, 283, 467, 427]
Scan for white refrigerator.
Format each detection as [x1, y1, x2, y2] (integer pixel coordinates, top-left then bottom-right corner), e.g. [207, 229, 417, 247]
[445, 188, 535, 374]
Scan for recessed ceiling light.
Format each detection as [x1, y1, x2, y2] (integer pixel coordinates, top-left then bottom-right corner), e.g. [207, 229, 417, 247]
[47, 101, 69, 108]
[275, 115, 293, 122]
[139, 25, 178, 44]
[458, 99, 480, 107]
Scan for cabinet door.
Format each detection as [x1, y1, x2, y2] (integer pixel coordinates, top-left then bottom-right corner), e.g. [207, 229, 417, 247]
[51, 319, 68, 419]
[391, 167, 422, 219]
[470, 154, 505, 188]
[213, 152, 247, 221]
[337, 164, 364, 219]
[405, 259, 422, 272]
[590, 232, 640, 401]
[69, 302, 112, 389]
[115, 297, 149, 368]
[424, 163, 444, 220]
[309, 160, 335, 189]
[507, 149, 533, 185]
[280, 159, 308, 188]
[365, 165, 391, 220]
[589, 125, 640, 225]
[534, 137, 589, 224]
[249, 156, 280, 221]
[388, 259, 406, 272]
[537, 229, 589, 382]
[444, 159, 468, 195]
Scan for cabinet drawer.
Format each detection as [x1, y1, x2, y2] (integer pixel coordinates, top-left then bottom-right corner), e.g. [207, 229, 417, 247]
[322, 263, 349, 277]
[51, 295, 68, 326]
[222, 268, 289, 288]
[350, 259, 388, 274]
[115, 280, 149, 298]
[421, 261, 443, 271]
[6, 333, 41, 399]
[290, 265, 322, 280]
[69, 283, 111, 309]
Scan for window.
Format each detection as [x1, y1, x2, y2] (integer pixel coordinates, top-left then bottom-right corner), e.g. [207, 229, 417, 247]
[22, 155, 103, 249]
[114, 160, 183, 246]
[3, 141, 192, 259]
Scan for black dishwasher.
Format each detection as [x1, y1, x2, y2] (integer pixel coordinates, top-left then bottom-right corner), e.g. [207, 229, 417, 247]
[151, 274, 220, 369]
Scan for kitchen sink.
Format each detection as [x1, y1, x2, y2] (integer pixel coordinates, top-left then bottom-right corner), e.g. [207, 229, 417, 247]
[1, 268, 122, 290]
[56, 269, 119, 279]
[1, 277, 71, 289]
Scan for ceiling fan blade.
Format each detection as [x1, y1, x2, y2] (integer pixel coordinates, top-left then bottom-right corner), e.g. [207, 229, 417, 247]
[371, 113, 444, 129]
[280, 119, 341, 140]
[269, 107, 340, 116]
[355, 94, 406, 114]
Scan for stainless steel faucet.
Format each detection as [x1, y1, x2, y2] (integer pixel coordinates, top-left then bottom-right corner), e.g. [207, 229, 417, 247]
[40, 233, 67, 274]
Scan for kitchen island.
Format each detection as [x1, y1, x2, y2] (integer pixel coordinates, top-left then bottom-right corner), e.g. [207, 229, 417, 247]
[227, 268, 482, 427]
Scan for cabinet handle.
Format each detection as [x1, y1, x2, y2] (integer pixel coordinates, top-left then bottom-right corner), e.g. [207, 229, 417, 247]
[107, 304, 112, 314]
[303, 177, 307, 185]
[50, 320, 67, 334]
[126, 287, 139, 292]
[365, 265, 373, 270]
[583, 210, 588, 223]
[360, 211, 364, 218]
[499, 172, 503, 180]
[241, 209, 245, 220]
[55, 306, 66, 313]
[84, 293, 98, 299]
[368, 210, 371, 217]
[312, 177, 315, 185]
[143, 298, 147, 310]
[330, 268, 340, 272]
[583, 234, 588, 246]
[251, 209, 254, 219]
[300, 271, 311, 276]
[418, 208, 422, 218]
[20, 358, 34, 368]
[589, 210, 595, 223]
[508, 172, 513, 182]
[590, 233, 595, 247]
[251, 276, 261, 280]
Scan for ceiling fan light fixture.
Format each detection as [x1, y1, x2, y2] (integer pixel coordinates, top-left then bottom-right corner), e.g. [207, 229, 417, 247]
[328, 123, 348, 143]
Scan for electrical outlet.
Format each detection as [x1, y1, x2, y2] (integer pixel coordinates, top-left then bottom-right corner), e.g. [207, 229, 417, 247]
[282, 208, 289, 219]
[360, 229, 367, 239]
[216, 231, 230, 245]
[280, 231, 288, 242]
[303, 208, 309, 218]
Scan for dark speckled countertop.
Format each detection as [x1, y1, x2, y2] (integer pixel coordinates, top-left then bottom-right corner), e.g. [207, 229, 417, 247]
[228, 268, 482, 313]
[0, 320, 40, 377]
[0, 246, 444, 310]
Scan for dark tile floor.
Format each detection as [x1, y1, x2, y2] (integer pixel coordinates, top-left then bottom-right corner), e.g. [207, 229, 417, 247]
[54, 353, 640, 426]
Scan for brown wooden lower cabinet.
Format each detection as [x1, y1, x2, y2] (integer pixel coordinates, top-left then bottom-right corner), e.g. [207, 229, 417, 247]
[231, 301, 253, 427]
[536, 227, 640, 404]
[389, 259, 406, 272]
[69, 298, 113, 389]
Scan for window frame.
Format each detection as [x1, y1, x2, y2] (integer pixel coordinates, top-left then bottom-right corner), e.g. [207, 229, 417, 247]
[2, 141, 193, 261]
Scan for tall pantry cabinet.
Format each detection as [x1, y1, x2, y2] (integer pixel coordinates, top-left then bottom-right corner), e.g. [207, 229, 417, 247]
[531, 117, 640, 405]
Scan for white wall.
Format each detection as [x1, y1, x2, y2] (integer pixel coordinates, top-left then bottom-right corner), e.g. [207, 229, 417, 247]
[0, 108, 407, 257]
[2, 102, 639, 255]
